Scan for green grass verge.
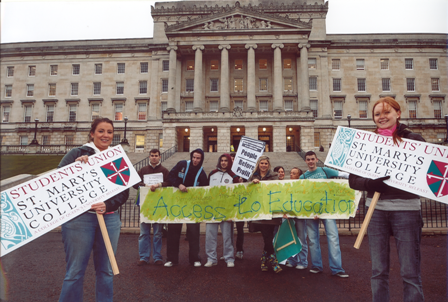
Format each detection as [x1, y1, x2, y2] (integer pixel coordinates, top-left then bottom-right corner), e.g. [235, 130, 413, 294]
[1, 155, 64, 180]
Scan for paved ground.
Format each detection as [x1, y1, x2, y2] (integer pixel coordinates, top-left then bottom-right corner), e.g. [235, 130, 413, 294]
[1, 232, 446, 302]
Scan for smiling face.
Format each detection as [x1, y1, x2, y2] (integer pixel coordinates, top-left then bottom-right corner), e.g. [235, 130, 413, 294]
[259, 160, 269, 174]
[373, 102, 401, 130]
[305, 155, 318, 172]
[277, 168, 285, 180]
[220, 156, 229, 170]
[90, 122, 114, 151]
[290, 168, 301, 179]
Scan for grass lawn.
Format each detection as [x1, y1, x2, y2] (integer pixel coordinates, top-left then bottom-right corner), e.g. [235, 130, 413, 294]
[1, 155, 64, 180]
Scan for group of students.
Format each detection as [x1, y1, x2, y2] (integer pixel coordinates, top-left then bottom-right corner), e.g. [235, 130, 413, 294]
[57, 97, 424, 302]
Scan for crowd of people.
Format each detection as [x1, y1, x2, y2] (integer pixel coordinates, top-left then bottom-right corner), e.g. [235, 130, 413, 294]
[57, 97, 425, 302]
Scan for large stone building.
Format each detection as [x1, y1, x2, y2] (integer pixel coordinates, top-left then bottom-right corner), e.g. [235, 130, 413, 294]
[1, 0, 447, 154]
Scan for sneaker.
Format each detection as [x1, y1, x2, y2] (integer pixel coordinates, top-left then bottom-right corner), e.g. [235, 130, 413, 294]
[193, 261, 202, 267]
[235, 251, 244, 260]
[204, 261, 217, 267]
[295, 265, 307, 270]
[310, 268, 322, 274]
[154, 260, 163, 266]
[285, 262, 293, 268]
[164, 261, 177, 267]
[137, 260, 148, 266]
[227, 261, 234, 268]
[334, 272, 349, 278]
[219, 256, 225, 261]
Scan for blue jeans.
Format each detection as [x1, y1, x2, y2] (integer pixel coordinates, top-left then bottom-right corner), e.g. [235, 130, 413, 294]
[139, 223, 163, 263]
[288, 219, 308, 267]
[307, 219, 345, 275]
[368, 209, 424, 302]
[59, 212, 121, 302]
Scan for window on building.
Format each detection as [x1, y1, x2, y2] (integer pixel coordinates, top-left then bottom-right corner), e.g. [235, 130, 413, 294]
[46, 105, 54, 122]
[437, 132, 446, 142]
[138, 103, 147, 120]
[283, 59, 291, 69]
[210, 79, 219, 92]
[314, 132, 321, 148]
[72, 64, 80, 75]
[433, 101, 442, 118]
[135, 134, 145, 150]
[405, 58, 413, 70]
[210, 60, 219, 70]
[406, 78, 415, 91]
[259, 78, 268, 91]
[20, 136, 28, 146]
[309, 76, 317, 91]
[310, 100, 318, 117]
[333, 78, 341, 91]
[116, 82, 124, 94]
[186, 79, 194, 92]
[187, 60, 194, 71]
[42, 135, 50, 145]
[429, 58, 438, 70]
[2, 106, 10, 123]
[114, 103, 123, 121]
[65, 135, 74, 145]
[69, 104, 77, 122]
[95, 64, 102, 75]
[112, 134, 121, 146]
[117, 63, 125, 74]
[93, 82, 101, 95]
[381, 59, 389, 70]
[332, 59, 340, 70]
[139, 81, 147, 94]
[27, 84, 34, 97]
[284, 100, 293, 111]
[235, 59, 243, 70]
[333, 101, 343, 118]
[91, 103, 100, 120]
[24, 105, 32, 122]
[162, 79, 168, 93]
[234, 79, 243, 92]
[284, 78, 293, 91]
[49, 83, 56, 96]
[382, 78, 391, 91]
[185, 101, 193, 112]
[161, 102, 167, 113]
[259, 59, 267, 70]
[356, 59, 365, 70]
[5, 85, 12, 97]
[50, 65, 58, 76]
[234, 100, 243, 109]
[259, 100, 268, 111]
[29, 65, 36, 76]
[159, 133, 163, 148]
[7, 66, 14, 77]
[71, 83, 79, 96]
[408, 101, 417, 118]
[162, 60, 169, 72]
[359, 100, 368, 118]
[210, 101, 218, 112]
[308, 58, 316, 69]
[357, 78, 366, 92]
[141, 62, 149, 73]
[431, 78, 439, 91]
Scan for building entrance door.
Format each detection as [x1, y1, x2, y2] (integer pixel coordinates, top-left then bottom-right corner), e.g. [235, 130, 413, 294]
[183, 136, 190, 152]
[286, 135, 295, 152]
[208, 136, 217, 152]
[258, 135, 270, 152]
[232, 135, 241, 152]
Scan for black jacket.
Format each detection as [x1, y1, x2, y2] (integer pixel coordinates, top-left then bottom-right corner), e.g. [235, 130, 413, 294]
[58, 145, 130, 212]
[168, 148, 209, 188]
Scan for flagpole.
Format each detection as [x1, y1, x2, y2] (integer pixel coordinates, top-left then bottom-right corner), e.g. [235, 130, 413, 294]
[96, 213, 120, 275]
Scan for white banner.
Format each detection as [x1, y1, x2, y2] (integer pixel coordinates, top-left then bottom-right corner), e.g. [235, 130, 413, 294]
[231, 136, 265, 179]
[1, 145, 140, 257]
[325, 126, 448, 204]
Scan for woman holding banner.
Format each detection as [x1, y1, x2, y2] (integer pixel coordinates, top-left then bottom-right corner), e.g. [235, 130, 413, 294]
[349, 97, 425, 302]
[58, 118, 129, 302]
[249, 155, 282, 273]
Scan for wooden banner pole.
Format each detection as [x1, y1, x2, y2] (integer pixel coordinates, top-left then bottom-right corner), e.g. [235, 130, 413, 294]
[354, 192, 381, 249]
[96, 213, 120, 275]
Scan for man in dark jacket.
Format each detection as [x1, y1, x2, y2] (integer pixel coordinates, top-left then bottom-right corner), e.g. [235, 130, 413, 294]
[133, 149, 170, 266]
[164, 148, 208, 267]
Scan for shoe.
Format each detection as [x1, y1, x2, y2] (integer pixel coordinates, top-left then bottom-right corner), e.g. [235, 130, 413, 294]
[137, 260, 148, 266]
[154, 260, 163, 266]
[219, 256, 225, 261]
[285, 262, 293, 268]
[334, 272, 349, 278]
[295, 265, 307, 270]
[227, 261, 234, 268]
[310, 268, 322, 274]
[164, 261, 177, 267]
[193, 261, 201, 267]
[261, 251, 268, 272]
[204, 261, 217, 267]
[268, 254, 282, 273]
[236, 251, 243, 260]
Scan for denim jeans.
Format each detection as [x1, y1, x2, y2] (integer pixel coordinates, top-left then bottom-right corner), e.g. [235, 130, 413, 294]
[368, 209, 424, 302]
[59, 212, 121, 302]
[307, 219, 345, 275]
[288, 219, 308, 267]
[205, 221, 234, 263]
[139, 223, 163, 263]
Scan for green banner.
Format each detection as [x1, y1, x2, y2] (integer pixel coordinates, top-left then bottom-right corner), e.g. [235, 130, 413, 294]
[139, 179, 361, 223]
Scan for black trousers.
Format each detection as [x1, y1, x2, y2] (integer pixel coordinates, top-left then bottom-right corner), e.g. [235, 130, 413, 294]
[166, 223, 200, 264]
[260, 224, 276, 255]
[235, 221, 245, 252]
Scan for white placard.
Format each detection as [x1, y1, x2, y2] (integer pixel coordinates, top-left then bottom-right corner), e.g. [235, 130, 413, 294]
[143, 173, 163, 186]
[231, 136, 266, 179]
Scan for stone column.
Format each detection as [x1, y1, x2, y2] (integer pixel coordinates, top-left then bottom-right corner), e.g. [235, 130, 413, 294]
[272, 44, 284, 112]
[320, 54, 332, 118]
[300, 125, 315, 152]
[245, 43, 257, 112]
[149, 56, 159, 119]
[189, 126, 204, 151]
[273, 126, 286, 152]
[219, 44, 231, 112]
[167, 46, 178, 113]
[217, 126, 231, 152]
[299, 43, 311, 111]
[245, 126, 258, 140]
[193, 45, 204, 112]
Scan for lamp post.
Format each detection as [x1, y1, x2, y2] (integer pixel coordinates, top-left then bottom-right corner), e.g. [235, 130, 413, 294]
[445, 115, 448, 143]
[29, 118, 39, 146]
[347, 114, 351, 128]
[120, 116, 129, 146]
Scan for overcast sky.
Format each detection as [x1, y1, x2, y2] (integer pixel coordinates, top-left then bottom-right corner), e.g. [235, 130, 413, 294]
[1, 0, 447, 43]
